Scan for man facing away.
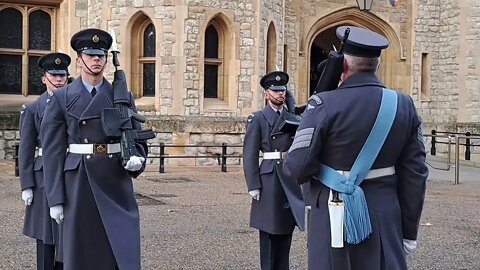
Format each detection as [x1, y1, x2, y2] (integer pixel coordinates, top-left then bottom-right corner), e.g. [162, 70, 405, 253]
[19, 52, 71, 270]
[243, 71, 305, 270]
[283, 26, 428, 270]
[41, 28, 148, 270]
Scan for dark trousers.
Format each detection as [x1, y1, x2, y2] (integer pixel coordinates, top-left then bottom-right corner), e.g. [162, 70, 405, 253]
[259, 230, 293, 270]
[36, 240, 63, 270]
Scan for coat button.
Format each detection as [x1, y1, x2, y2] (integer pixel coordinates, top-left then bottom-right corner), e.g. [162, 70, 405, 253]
[277, 161, 280, 164]
[272, 136, 276, 140]
[82, 121, 87, 126]
[86, 155, 91, 159]
[84, 138, 89, 143]
[108, 154, 113, 158]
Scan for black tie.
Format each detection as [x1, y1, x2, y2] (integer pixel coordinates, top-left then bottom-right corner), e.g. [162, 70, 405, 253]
[276, 111, 281, 116]
[91, 87, 97, 97]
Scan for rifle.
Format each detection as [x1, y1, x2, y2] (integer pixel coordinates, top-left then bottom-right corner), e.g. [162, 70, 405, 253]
[313, 27, 350, 94]
[101, 29, 155, 166]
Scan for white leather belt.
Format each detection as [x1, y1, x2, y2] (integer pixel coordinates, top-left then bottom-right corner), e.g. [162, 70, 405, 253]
[37, 148, 42, 156]
[336, 166, 395, 179]
[69, 143, 121, 155]
[263, 152, 285, 160]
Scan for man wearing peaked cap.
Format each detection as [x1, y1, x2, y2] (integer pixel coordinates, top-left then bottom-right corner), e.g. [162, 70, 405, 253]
[18, 52, 71, 270]
[243, 70, 305, 270]
[41, 28, 147, 270]
[283, 26, 427, 270]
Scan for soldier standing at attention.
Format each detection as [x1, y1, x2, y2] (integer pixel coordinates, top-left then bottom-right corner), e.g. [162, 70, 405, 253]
[243, 71, 305, 270]
[282, 26, 428, 270]
[41, 28, 147, 270]
[19, 52, 71, 270]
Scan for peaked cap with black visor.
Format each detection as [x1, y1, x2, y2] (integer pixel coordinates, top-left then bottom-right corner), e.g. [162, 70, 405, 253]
[260, 71, 289, 91]
[38, 52, 71, 75]
[70, 28, 112, 56]
[336, 26, 389, 58]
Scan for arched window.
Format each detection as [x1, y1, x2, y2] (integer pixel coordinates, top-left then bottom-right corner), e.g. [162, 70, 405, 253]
[0, 5, 53, 96]
[266, 23, 277, 73]
[204, 24, 221, 99]
[131, 16, 156, 98]
[142, 23, 156, 97]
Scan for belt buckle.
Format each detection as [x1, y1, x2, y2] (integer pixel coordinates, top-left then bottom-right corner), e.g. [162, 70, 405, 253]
[280, 152, 285, 160]
[94, 144, 107, 154]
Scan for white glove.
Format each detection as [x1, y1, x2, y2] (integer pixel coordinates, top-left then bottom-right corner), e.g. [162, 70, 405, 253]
[249, 189, 261, 201]
[50, 205, 64, 224]
[124, 156, 145, 172]
[22, 188, 33, 205]
[403, 239, 417, 255]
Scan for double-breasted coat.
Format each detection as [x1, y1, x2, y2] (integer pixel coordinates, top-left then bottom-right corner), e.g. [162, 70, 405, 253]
[18, 92, 56, 245]
[41, 77, 147, 270]
[283, 72, 428, 270]
[243, 106, 305, 235]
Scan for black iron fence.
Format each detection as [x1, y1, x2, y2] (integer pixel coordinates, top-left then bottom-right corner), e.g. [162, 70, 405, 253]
[148, 143, 243, 173]
[429, 130, 480, 160]
[11, 130, 480, 176]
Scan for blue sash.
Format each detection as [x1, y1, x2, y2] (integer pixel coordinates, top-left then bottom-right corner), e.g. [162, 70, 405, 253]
[317, 88, 398, 244]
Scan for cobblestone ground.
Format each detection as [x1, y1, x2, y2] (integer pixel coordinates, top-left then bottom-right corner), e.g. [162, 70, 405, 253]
[0, 160, 479, 270]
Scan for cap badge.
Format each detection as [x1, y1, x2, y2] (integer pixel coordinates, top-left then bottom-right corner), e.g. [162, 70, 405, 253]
[92, 35, 100, 43]
[275, 76, 281, 81]
[54, 58, 61, 65]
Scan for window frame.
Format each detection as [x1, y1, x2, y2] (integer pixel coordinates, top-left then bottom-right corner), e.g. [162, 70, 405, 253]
[0, 4, 55, 96]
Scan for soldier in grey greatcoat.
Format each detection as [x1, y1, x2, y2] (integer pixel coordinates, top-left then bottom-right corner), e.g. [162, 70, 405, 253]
[243, 71, 305, 270]
[40, 28, 148, 270]
[19, 52, 71, 270]
[283, 26, 428, 270]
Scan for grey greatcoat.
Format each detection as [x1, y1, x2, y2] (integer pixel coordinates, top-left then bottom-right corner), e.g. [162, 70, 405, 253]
[41, 77, 147, 270]
[18, 92, 56, 245]
[243, 106, 305, 235]
[283, 73, 428, 270]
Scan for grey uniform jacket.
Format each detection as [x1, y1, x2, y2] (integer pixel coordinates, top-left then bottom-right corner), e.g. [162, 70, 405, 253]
[41, 77, 147, 270]
[243, 106, 305, 235]
[283, 72, 428, 270]
[18, 92, 56, 245]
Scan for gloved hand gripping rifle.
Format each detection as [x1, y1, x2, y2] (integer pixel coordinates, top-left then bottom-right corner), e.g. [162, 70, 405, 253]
[101, 29, 155, 166]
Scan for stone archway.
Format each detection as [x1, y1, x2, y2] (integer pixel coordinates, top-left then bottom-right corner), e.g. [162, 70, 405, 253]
[298, 7, 406, 102]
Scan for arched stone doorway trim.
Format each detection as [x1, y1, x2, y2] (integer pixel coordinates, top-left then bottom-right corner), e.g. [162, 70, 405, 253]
[299, 7, 408, 101]
[304, 7, 404, 60]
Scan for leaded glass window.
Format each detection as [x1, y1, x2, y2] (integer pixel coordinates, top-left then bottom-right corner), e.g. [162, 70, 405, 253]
[143, 63, 155, 97]
[0, 8, 22, 49]
[0, 4, 53, 95]
[204, 65, 218, 98]
[29, 10, 51, 50]
[140, 23, 156, 97]
[0, 55, 22, 94]
[205, 25, 218, 59]
[28, 56, 45, 95]
[143, 23, 155, 57]
[204, 24, 221, 99]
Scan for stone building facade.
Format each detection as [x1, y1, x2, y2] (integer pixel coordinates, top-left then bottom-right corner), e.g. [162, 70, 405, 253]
[0, 0, 479, 163]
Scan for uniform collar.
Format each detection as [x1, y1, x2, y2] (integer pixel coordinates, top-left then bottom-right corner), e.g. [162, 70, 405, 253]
[337, 72, 385, 90]
[81, 79, 103, 94]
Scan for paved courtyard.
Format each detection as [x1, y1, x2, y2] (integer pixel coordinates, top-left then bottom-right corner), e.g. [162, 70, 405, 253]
[0, 159, 479, 269]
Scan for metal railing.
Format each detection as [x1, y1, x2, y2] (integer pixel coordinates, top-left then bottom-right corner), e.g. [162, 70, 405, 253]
[425, 132, 480, 184]
[12, 131, 480, 183]
[148, 143, 243, 173]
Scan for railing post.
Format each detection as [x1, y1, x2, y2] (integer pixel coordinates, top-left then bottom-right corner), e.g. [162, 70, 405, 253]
[15, 143, 19, 177]
[465, 132, 471, 160]
[431, 130, 436, 155]
[159, 143, 165, 173]
[455, 136, 460, 185]
[221, 143, 227, 172]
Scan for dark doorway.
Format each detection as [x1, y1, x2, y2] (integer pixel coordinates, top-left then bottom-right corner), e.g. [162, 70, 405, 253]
[309, 26, 343, 96]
